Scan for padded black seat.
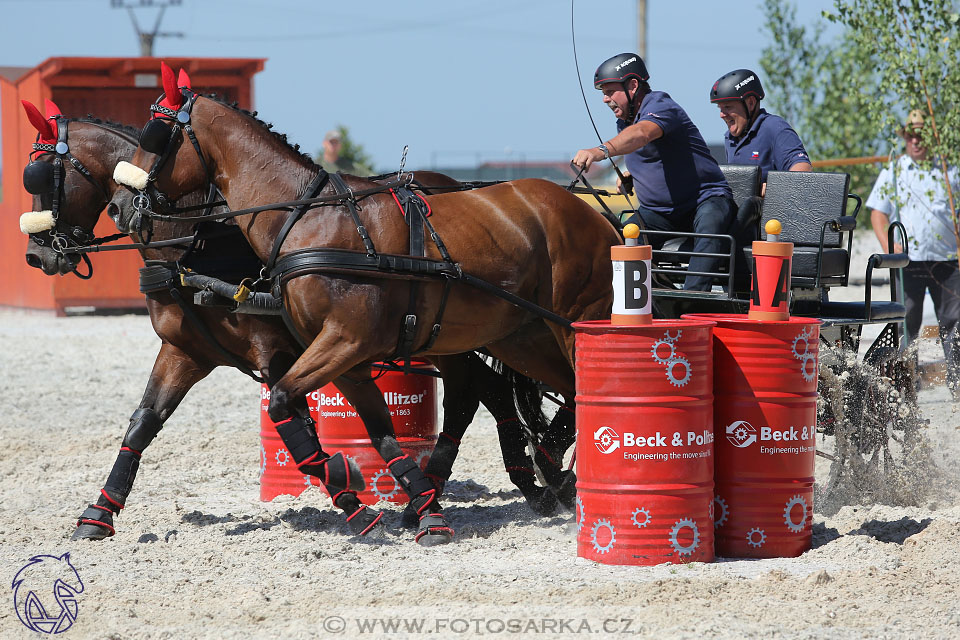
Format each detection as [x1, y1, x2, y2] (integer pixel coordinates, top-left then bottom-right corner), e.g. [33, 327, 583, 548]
[744, 170, 853, 287]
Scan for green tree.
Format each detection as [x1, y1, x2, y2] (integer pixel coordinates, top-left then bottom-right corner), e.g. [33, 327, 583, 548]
[759, 0, 885, 203]
[826, 0, 960, 261]
[315, 124, 374, 175]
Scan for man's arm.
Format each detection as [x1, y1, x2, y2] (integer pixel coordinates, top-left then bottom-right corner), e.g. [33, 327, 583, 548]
[572, 120, 664, 170]
[789, 162, 813, 172]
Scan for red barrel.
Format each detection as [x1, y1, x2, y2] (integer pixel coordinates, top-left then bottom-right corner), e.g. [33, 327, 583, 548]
[573, 319, 716, 565]
[684, 314, 818, 558]
[260, 362, 438, 504]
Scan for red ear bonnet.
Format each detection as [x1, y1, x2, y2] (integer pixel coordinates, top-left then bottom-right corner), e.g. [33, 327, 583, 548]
[44, 99, 62, 120]
[177, 68, 192, 90]
[154, 61, 184, 118]
[21, 99, 57, 148]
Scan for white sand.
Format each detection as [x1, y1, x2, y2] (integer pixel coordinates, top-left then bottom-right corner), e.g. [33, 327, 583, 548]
[1, 287, 959, 638]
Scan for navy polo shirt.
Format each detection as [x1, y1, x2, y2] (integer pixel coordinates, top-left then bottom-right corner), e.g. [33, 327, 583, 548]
[618, 91, 731, 214]
[724, 109, 809, 183]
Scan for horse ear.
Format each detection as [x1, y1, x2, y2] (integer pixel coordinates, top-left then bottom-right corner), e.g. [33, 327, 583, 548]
[160, 62, 181, 108]
[44, 99, 62, 119]
[177, 68, 192, 90]
[21, 100, 54, 139]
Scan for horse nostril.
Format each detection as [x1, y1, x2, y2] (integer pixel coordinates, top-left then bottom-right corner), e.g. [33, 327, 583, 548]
[107, 202, 120, 221]
[25, 253, 42, 269]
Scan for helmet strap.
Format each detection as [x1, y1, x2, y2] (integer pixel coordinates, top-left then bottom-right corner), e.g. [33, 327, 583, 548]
[624, 81, 642, 123]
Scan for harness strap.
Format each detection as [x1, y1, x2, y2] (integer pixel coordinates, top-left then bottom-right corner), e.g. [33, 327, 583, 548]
[329, 173, 377, 256]
[272, 247, 455, 283]
[265, 169, 330, 276]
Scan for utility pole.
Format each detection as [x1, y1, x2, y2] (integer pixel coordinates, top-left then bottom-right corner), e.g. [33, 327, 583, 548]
[637, 0, 647, 63]
[110, 0, 184, 57]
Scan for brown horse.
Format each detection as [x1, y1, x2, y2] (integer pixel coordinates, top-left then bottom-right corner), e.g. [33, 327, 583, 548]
[108, 71, 618, 544]
[20, 102, 570, 544]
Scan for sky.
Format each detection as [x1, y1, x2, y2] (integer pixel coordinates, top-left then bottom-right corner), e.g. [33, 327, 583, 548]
[0, 0, 837, 172]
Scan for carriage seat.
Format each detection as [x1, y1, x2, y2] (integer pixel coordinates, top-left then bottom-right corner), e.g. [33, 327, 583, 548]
[743, 170, 857, 288]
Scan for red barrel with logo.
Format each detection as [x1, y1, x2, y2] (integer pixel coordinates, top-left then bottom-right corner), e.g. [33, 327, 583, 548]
[684, 314, 818, 558]
[574, 319, 716, 565]
[260, 362, 438, 503]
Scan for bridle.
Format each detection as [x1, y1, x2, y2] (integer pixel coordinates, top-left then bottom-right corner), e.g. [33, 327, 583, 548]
[22, 118, 131, 278]
[120, 87, 225, 236]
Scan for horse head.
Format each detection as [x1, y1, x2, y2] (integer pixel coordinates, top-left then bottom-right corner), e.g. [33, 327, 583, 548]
[110, 61, 319, 250]
[111, 62, 222, 224]
[20, 99, 139, 277]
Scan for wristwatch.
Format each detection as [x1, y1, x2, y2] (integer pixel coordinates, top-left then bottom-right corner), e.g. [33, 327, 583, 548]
[597, 144, 611, 160]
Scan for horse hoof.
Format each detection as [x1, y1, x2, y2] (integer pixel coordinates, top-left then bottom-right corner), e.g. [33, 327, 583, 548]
[72, 523, 112, 541]
[346, 505, 385, 538]
[525, 486, 559, 517]
[415, 513, 454, 546]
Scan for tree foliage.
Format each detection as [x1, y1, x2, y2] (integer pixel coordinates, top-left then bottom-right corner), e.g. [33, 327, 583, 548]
[759, 0, 884, 201]
[826, 0, 960, 250]
[315, 124, 374, 175]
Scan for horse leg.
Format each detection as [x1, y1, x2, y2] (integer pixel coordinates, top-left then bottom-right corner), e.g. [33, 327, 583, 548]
[268, 333, 452, 545]
[73, 343, 211, 540]
[270, 383, 384, 538]
[486, 324, 580, 510]
[467, 354, 560, 515]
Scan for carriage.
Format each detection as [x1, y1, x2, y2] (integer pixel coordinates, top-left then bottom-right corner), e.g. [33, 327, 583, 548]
[19, 61, 924, 546]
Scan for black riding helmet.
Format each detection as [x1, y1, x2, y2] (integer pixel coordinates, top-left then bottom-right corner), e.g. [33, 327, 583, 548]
[710, 69, 764, 130]
[594, 53, 649, 122]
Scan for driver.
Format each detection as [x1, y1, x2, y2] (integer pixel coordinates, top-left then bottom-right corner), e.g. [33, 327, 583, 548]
[709, 69, 812, 187]
[573, 53, 736, 291]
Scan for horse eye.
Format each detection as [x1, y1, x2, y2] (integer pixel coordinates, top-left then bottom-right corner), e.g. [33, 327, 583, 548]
[23, 161, 55, 195]
[139, 119, 174, 154]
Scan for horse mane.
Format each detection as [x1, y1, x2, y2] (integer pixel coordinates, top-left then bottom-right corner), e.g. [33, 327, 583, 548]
[200, 93, 319, 167]
[68, 116, 141, 144]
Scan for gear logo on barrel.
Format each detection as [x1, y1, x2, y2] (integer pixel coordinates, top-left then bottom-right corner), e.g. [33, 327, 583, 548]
[275, 448, 291, 467]
[575, 496, 585, 532]
[725, 420, 757, 448]
[259, 442, 267, 478]
[792, 327, 818, 382]
[631, 506, 651, 528]
[746, 527, 767, 548]
[669, 519, 700, 557]
[713, 496, 729, 528]
[783, 495, 808, 533]
[371, 469, 399, 502]
[652, 330, 692, 387]
[591, 519, 615, 554]
[594, 426, 621, 455]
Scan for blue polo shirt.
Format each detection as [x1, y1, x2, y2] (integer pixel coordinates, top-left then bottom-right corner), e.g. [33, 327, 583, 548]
[724, 109, 809, 183]
[618, 91, 731, 214]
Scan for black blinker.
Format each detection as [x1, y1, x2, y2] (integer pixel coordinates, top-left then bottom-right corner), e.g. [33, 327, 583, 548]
[23, 161, 55, 195]
[140, 118, 174, 155]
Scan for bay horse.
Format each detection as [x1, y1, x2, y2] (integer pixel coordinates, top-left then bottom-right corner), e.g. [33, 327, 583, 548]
[108, 64, 618, 545]
[19, 100, 570, 544]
